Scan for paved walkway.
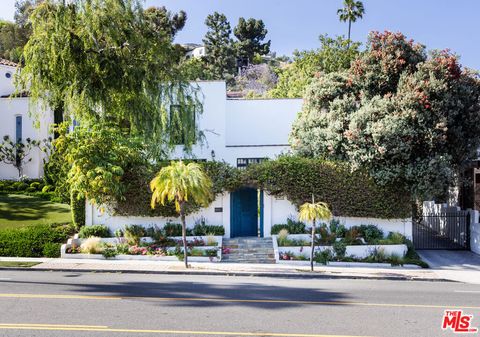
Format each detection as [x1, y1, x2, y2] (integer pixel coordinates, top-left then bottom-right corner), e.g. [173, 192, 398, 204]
[2, 254, 480, 283]
[0, 256, 443, 282]
[418, 250, 480, 284]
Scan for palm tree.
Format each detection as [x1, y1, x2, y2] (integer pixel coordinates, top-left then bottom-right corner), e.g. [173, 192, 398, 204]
[337, 0, 365, 43]
[298, 196, 332, 271]
[150, 161, 212, 268]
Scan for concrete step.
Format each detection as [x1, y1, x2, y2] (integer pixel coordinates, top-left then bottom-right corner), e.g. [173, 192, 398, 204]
[221, 237, 275, 264]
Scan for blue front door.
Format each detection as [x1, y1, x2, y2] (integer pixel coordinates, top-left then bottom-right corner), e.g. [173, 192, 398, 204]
[230, 187, 258, 237]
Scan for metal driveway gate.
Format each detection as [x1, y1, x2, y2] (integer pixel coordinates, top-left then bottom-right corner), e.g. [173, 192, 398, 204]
[413, 211, 471, 250]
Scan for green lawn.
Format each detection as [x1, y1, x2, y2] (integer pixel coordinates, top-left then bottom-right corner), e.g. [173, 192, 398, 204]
[0, 194, 71, 229]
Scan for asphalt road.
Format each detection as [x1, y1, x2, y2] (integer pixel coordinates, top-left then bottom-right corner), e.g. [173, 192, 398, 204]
[0, 270, 479, 337]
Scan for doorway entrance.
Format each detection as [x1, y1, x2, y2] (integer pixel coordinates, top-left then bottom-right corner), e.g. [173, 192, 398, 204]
[230, 187, 263, 237]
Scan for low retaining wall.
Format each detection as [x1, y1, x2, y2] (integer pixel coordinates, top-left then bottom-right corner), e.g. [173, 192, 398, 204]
[61, 236, 223, 262]
[272, 234, 407, 263]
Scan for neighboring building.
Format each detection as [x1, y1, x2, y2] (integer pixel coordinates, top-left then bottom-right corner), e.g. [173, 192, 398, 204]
[182, 43, 206, 59]
[0, 59, 53, 180]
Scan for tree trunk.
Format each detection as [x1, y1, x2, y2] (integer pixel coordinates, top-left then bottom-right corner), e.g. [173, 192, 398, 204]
[310, 219, 316, 272]
[348, 20, 352, 42]
[180, 202, 188, 269]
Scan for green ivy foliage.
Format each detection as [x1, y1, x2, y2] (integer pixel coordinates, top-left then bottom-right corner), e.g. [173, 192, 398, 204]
[70, 191, 86, 229]
[114, 160, 241, 217]
[112, 156, 408, 219]
[245, 156, 410, 219]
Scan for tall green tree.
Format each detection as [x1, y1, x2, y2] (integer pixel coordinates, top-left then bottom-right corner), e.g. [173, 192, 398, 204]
[0, 0, 40, 62]
[234, 17, 270, 65]
[269, 35, 360, 98]
[291, 31, 480, 205]
[298, 197, 332, 271]
[150, 161, 212, 268]
[17, 0, 199, 156]
[202, 12, 236, 82]
[337, 0, 365, 42]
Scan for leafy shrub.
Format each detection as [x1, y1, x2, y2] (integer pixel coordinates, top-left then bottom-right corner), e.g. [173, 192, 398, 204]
[271, 218, 306, 234]
[192, 222, 225, 236]
[163, 223, 193, 236]
[116, 243, 130, 254]
[332, 241, 347, 258]
[80, 237, 103, 254]
[314, 249, 333, 265]
[0, 224, 70, 257]
[343, 227, 362, 245]
[30, 182, 42, 189]
[42, 242, 62, 258]
[78, 225, 111, 239]
[124, 225, 146, 245]
[71, 191, 86, 229]
[357, 225, 384, 243]
[25, 187, 37, 193]
[385, 232, 406, 244]
[101, 244, 118, 259]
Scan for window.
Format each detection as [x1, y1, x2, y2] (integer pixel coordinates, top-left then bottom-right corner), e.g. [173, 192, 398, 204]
[5, 72, 11, 79]
[15, 115, 22, 142]
[170, 105, 195, 145]
[237, 158, 267, 169]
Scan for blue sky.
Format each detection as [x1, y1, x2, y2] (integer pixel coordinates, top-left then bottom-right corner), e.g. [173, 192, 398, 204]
[0, 0, 479, 70]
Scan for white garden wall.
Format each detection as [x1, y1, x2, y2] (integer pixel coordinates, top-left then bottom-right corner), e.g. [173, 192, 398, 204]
[267, 195, 412, 239]
[88, 191, 411, 240]
[86, 193, 231, 236]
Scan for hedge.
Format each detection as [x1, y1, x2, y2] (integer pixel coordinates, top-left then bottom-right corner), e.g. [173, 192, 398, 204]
[78, 225, 111, 238]
[90, 156, 410, 219]
[113, 161, 240, 217]
[0, 224, 74, 257]
[71, 191, 86, 229]
[245, 156, 410, 219]
[0, 179, 60, 202]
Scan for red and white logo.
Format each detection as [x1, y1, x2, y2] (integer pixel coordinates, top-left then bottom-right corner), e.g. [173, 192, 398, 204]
[442, 310, 478, 333]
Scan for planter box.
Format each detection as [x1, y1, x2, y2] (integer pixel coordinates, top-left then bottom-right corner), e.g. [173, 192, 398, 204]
[62, 235, 223, 262]
[272, 234, 407, 263]
[60, 247, 220, 262]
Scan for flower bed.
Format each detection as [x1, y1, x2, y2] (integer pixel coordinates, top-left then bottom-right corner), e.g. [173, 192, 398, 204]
[272, 233, 411, 267]
[61, 235, 223, 262]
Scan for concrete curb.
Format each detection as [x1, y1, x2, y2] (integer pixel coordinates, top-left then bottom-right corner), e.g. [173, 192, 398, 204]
[0, 266, 452, 282]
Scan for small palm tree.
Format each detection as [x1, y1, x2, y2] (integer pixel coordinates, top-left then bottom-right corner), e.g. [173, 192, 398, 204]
[150, 161, 212, 268]
[337, 0, 365, 43]
[299, 196, 332, 271]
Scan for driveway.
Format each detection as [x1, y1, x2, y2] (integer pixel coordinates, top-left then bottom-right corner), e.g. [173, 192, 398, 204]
[418, 250, 480, 284]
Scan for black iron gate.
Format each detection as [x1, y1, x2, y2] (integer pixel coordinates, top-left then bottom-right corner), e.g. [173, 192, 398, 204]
[413, 211, 471, 250]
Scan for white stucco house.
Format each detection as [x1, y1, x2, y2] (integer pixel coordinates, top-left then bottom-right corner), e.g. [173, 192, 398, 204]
[0, 59, 53, 180]
[0, 62, 411, 239]
[85, 81, 412, 239]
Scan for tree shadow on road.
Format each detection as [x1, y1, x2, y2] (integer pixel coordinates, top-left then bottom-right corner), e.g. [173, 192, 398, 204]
[0, 276, 350, 310]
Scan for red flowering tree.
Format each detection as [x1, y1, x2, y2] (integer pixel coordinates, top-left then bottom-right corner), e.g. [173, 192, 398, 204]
[291, 31, 480, 203]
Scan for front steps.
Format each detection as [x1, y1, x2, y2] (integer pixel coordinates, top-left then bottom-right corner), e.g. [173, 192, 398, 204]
[222, 237, 276, 264]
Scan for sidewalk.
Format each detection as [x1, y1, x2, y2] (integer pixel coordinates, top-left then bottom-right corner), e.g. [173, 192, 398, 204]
[0, 256, 457, 282]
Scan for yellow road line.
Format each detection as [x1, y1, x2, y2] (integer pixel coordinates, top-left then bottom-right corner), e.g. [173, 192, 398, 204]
[0, 292, 479, 310]
[0, 325, 373, 337]
[0, 293, 121, 300]
[0, 323, 108, 328]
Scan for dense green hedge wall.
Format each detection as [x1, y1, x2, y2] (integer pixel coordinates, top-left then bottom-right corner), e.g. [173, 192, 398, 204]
[113, 161, 241, 217]
[71, 191, 86, 229]
[245, 156, 410, 219]
[91, 156, 409, 219]
[0, 224, 74, 257]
